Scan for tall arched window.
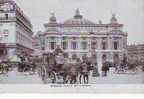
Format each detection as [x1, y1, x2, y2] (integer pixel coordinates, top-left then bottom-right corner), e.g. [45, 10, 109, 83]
[91, 42, 97, 49]
[81, 42, 87, 50]
[62, 41, 67, 50]
[50, 42, 56, 50]
[72, 54, 77, 60]
[102, 42, 106, 50]
[102, 54, 107, 63]
[5, 14, 8, 20]
[114, 41, 118, 50]
[113, 54, 119, 66]
[71, 41, 77, 50]
[82, 54, 88, 61]
[64, 53, 69, 58]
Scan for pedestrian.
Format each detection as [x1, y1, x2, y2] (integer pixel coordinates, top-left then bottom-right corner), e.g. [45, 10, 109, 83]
[69, 64, 77, 84]
[55, 53, 64, 71]
[79, 62, 89, 84]
[90, 55, 98, 72]
[101, 62, 109, 77]
[48, 53, 56, 71]
[0, 60, 3, 74]
[1, 60, 8, 74]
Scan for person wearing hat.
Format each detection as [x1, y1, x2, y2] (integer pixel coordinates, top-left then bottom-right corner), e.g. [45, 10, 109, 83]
[79, 62, 89, 84]
[55, 53, 64, 71]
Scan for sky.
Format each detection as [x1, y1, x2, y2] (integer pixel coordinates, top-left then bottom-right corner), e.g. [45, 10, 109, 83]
[14, 0, 144, 44]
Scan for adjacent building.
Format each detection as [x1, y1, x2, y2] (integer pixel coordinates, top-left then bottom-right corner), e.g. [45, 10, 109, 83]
[127, 44, 144, 64]
[37, 9, 128, 72]
[32, 31, 45, 56]
[0, 0, 33, 61]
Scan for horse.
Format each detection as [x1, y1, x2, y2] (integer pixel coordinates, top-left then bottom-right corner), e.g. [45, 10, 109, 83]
[0, 61, 9, 74]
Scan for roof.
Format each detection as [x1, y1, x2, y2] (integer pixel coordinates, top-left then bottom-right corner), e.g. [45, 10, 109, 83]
[63, 9, 96, 25]
[63, 18, 95, 25]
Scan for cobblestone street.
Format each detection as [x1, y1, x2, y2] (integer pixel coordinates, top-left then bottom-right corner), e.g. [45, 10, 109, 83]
[0, 68, 143, 84]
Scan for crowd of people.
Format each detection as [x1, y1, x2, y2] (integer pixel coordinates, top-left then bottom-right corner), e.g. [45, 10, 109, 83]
[0, 59, 12, 75]
[39, 52, 112, 84]
[1, 48, 142, 84]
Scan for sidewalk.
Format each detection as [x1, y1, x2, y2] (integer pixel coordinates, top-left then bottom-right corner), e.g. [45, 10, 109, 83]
[89, 68, 144, 84]
[0, 68, 43, 84]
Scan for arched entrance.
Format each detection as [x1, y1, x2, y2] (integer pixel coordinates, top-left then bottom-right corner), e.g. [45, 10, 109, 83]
[0, 49, 5, 55]
[91, 54, 97, 65]
[63, 53, 69, 58]
[0, 48, 7, 59]
[72, 54, 77, 60]
[102, 54, 107, 64]
[113, 54, 119, 66]
[82, 54, 88, 62]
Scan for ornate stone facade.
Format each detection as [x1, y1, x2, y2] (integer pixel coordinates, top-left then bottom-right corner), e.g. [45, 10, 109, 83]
[127, 44, 144, 63]
[0, 0, 33, 61]
[36, 9, 127, 73]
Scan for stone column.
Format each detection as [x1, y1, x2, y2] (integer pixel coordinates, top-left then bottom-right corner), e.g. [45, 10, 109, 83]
[68, 38, 72, 57]
[97, 52, 102, 76]
[78, 37, 81, 51]
[45, 38, 49, 52]
[108, 37, 112, 50]
[67, 37, 71, 50]
[96, 37, 102, 75]
[97, 37, 102, 50]
[57, 36, 61, 46]
[88, 37, 91, 57]
[120, 37, 123, 50]
[110, 52, 114, 62]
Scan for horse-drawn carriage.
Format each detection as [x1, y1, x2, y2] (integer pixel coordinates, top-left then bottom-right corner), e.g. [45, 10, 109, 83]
[17, 55, 37, 74]
[38, 52, 77, 84]
[36, 47, 66, 83]
[0, 59, 13, 74]
[38, 50, 93, 84]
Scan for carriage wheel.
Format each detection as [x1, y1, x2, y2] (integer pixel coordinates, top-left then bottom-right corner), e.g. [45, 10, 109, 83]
[23, 67, 28, 72]
[49, 71, 56, 83]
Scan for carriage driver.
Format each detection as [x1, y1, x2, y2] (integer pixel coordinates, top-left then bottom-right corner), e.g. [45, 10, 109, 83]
[55, 53, 65, 71]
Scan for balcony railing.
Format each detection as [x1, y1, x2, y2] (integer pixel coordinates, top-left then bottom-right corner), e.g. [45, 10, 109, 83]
[0, 17, 16, 21]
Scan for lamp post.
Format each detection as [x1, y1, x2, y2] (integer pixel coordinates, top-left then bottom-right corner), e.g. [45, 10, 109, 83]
[91, 49, 100, 77]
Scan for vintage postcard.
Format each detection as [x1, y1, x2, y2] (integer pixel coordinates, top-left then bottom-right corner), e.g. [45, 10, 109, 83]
[0, 0, 144, 93]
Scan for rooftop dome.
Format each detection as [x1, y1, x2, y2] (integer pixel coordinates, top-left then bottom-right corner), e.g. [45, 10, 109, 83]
[63, 9, 95, 25]
[49, 13, 57, 23]
[110, 14, 118, 24]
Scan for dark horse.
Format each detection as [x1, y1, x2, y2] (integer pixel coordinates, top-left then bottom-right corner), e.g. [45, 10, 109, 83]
[18, 56, 36, 73]
[0, 61, 9, 74]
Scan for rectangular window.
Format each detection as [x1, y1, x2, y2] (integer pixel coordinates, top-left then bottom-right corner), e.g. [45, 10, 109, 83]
[71, 42, 77, 50]
[81, 42, 87, 50]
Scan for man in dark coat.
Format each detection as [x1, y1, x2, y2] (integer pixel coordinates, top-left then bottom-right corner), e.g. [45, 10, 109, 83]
[101, 62, 109, 77]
